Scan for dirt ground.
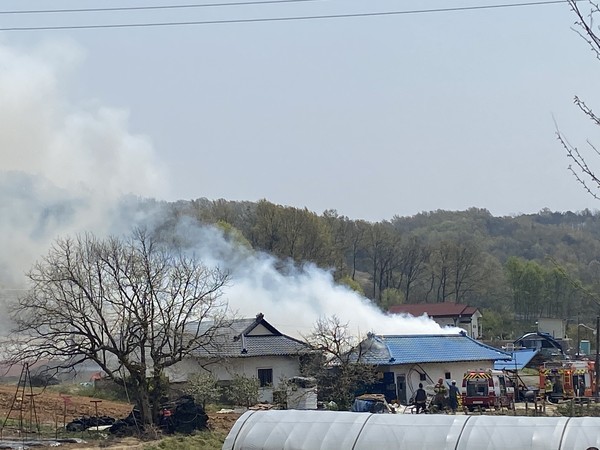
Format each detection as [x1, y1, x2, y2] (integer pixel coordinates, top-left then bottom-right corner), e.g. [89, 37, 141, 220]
[0, 384, 134, 428]
[0, 383, 241, 448]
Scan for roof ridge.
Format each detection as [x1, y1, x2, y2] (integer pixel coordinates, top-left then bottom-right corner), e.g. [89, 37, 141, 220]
[375, 333, 465, 338]
[462, 333, 511, 357]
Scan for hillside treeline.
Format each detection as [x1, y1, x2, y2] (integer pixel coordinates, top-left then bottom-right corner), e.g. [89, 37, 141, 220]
[158, 199, 600, 340]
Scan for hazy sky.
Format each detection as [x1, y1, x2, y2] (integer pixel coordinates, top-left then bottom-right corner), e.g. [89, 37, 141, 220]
[2, 0, 600, 223]
[5, 0, 597, 335]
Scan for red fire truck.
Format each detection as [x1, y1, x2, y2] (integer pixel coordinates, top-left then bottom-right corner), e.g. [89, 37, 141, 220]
[461, 369, 514, 411]
[539, 360, 595, 403]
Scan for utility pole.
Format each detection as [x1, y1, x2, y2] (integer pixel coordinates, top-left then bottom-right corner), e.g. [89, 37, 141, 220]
[577, 313, 580, 358]
[594, 316, 600, 403]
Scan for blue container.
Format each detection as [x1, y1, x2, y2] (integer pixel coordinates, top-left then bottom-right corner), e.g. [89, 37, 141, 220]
[580, 339, 591, 355]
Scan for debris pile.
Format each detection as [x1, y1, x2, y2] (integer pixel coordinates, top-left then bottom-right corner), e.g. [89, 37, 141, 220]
[65, 415, 116, 432]
[158, 395, 209, 434]
[66, 395, 209, 436]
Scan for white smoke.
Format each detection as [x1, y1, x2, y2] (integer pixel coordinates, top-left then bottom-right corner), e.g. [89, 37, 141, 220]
[0, 39, 166, 287]
[0, 39, 456, 339]
[174, 223, 459, 338]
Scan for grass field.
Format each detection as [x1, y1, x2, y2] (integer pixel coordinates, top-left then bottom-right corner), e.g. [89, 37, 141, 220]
[144, 431, 227, 450]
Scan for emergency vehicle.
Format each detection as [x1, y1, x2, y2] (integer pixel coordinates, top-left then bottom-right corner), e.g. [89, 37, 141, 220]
[461, 369, 514, 411]
[539, 360, 595, 403]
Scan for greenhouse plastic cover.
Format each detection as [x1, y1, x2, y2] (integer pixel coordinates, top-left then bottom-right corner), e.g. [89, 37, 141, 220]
[222, 410, 600, 450]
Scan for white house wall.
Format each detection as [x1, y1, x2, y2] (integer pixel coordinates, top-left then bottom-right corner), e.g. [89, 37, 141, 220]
[166, 355, 302, 403]
[388, 361, 494, 403]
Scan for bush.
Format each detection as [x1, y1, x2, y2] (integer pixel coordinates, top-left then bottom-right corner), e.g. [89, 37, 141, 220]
[226, 374, 259, 407]
[184, 372, 222, 409]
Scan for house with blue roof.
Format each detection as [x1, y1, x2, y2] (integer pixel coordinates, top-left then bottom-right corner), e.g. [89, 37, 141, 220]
[355, 332, 511, 405]
[165, 313, 312, 403]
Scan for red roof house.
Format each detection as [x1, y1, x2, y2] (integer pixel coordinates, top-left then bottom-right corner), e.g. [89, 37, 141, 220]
[389, 303, 482, 338]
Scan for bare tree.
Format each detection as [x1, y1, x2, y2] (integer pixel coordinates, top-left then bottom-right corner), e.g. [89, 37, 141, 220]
[396, 236, 429, 303]
[7, 229, 229, 426]
[558, 1, 600, 196]
[303, 316, 377, 410]
[425, 240, 482, 303]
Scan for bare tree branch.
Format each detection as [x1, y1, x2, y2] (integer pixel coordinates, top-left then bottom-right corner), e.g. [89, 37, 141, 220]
[6, 229, 230, 426]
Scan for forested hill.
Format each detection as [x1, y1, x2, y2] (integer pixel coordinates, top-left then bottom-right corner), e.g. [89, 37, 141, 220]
[161, 199, 600, 340]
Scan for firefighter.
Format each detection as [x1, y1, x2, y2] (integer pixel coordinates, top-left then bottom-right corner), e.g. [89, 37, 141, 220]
[448, 380, 459, 414]
[433, 378, 447, 412]
[578, 378, 586, 398]
[414, 383, 427, 414]
[545, 378, 553, 400]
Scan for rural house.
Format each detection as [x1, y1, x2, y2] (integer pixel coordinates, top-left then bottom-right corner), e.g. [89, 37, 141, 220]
[166, 313, 311, 403]
[389, 303, 483, 338]
[355, 332, 511, 404]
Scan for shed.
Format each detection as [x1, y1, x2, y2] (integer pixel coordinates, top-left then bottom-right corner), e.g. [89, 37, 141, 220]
[223, 410, 600, 450]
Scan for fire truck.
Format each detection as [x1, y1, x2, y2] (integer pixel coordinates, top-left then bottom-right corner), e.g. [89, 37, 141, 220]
[461, 369, 514, 411]
[539, 360, 595, 403]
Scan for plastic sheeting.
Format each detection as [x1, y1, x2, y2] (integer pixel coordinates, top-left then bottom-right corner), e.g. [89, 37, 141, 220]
[222, 410, 600, 450]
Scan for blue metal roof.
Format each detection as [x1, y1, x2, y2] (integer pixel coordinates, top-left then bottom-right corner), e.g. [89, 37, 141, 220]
[494, 349, 539, 371]
[358, 333, 511, 365]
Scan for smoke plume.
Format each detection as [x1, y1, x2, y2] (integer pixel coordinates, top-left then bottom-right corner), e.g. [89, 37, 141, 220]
[0, 39, 456, 338]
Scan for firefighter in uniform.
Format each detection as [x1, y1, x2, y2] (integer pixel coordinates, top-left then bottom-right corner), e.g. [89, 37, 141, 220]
[414, 383, 427, 414]
[545, 378, 553, 400]
[433, 378, 447, 412]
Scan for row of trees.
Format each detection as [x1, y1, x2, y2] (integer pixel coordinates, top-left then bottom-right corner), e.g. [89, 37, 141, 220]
[164, 199, 600, 327]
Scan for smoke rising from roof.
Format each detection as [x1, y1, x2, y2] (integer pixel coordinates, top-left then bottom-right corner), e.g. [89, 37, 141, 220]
[176, 223, 458, 338]
[0, 39, 457, 338]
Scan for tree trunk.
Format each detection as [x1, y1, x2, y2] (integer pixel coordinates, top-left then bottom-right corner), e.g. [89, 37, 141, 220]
[134, 375, 153, 426]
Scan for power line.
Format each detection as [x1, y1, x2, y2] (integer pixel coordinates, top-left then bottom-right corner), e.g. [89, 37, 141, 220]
[0, 0, 573, 32]
[0, 0, 332, 15]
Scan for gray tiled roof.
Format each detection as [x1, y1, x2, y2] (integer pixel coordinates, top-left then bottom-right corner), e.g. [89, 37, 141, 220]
[189, 314, 310, 358]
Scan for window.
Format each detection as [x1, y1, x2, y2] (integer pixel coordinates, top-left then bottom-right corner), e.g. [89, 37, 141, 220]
[419, 373, 427, 381]
[445, 372, 451, 380]
[258, 368, 273, 387]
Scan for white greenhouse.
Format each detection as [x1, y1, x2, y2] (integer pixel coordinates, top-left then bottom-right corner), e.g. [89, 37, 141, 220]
[222, 410, 600, 450]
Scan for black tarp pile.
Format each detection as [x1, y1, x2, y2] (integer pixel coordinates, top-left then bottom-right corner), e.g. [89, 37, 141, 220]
[65, 415, 116, 432]
[108, 408, 142, 436]
[68, 395, 209, 436]
[157, 395, 209, 434]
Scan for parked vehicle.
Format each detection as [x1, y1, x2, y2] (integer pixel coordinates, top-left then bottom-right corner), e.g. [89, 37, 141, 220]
[539, 360, 595, 403]
[351, 393, 396, 413]
[461, 369, 514, 411]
